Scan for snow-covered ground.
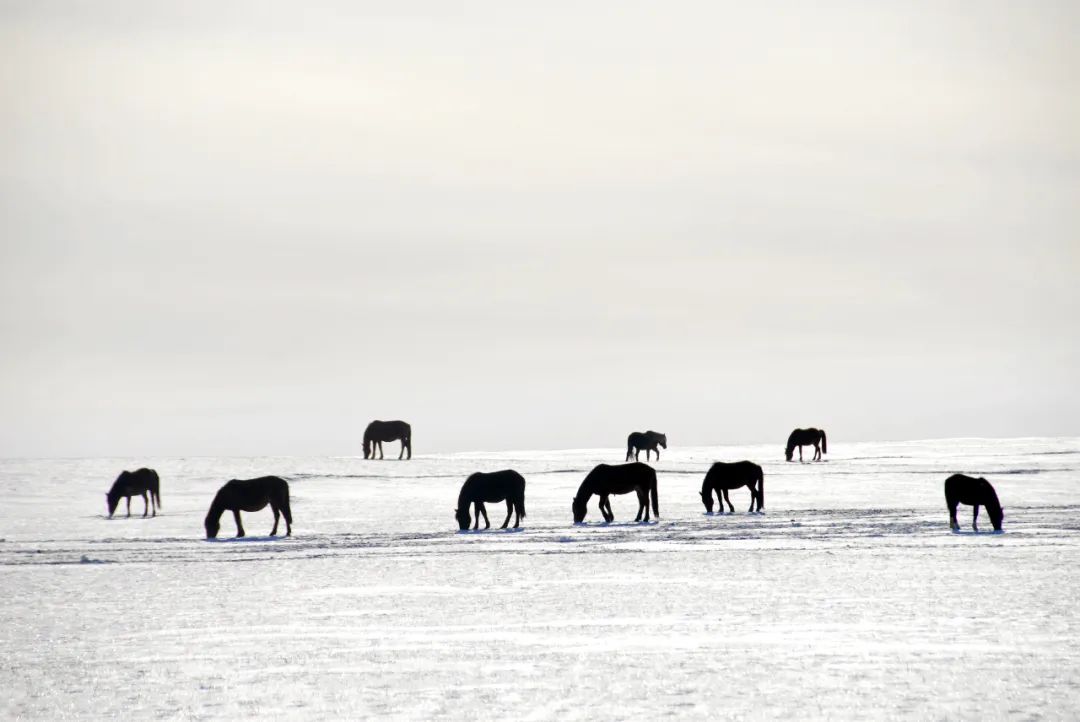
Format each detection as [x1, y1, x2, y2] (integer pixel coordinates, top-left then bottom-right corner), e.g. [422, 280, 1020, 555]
[2, 438, 1079, 719]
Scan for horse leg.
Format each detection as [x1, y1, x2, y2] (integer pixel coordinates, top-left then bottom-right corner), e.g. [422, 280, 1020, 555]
[125, 496, 131, 518]
[378, 441, 384, 460]
[814, 442, 821, 461]
[972, 505, 980, 533]
[500, 500, 513, 529]
[600, 495, 613, 522]
[480, 502, 491, 530]
[398, 440, 405, 460]
[142, 492, 150, 518]
[233, 509, 245, 538]
[270, 505, 280, 536]
[799, 445, 804, 462]
[947, 500, 960, 531]
[747, 485, 756, 513]
[723, 488, 734, 513]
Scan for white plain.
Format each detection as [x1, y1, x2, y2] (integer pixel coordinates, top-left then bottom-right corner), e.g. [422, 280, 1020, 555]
[2, 437, 1078, 719]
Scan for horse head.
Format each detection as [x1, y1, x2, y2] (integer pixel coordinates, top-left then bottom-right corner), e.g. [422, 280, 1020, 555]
[658, 433, 667, 449]
[205, 515, 220, 539]
[572, 495, 587, 523]
[362, 439, 371, 459]
[454, 507, 470, 531]
[699, 489, 713, 513]
[105, 492, 119, 518]
[784, 446, 794, 462]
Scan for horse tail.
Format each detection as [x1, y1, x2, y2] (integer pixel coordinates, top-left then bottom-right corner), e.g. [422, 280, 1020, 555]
[153, 479, 161, 510]
[757, 465, 765, 510]
[281, 480, 293, 524]
[519, 486, 527, 519]
[626, 436, 634, 462]
[820, 429, 827, 455]
[650, 476, 659, 518]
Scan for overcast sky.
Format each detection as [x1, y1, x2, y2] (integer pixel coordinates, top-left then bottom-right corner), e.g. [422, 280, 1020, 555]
[1, 1, 1077, 457]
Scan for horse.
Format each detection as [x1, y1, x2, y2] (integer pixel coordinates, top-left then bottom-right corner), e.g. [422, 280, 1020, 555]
[785, 427, 827, 462]
[573, 462, 659, 523]
[700, 461, 764, 513]
[205, 476, 292, 539]
[455, 470, 527, 531]
[363, 419, 412, 460]
[106, 468, 161, 518]
[626, 430, 667, 461]
[945, 474, 1003, 533]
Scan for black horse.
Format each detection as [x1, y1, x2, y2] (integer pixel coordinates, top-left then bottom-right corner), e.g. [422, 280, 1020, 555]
[106, 468, 161, 518]
[205, 476, 292, 539]
[626, 430, 667, 461]
[364, 419, 412, 460]
[700, 461, 764, 513]
[785, 427, 827, 462]
[945, 474, 1003, 533]
[455, 470, 526, 531]
[573, 462, 659, 523]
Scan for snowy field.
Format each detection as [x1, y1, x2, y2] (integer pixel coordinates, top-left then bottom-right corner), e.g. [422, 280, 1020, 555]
[2, 438, 1079, 719]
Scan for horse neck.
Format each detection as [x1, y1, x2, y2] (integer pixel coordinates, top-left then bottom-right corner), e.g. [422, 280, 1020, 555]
[575, 476, 596, 500]
[456, 486, 472, 507]
[206, 494, 228, 522]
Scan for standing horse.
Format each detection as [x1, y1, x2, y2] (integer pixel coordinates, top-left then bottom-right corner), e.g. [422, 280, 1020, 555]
[106, 468, 161, 518]
[455, 470, 527, 531]
[785, 428, 827, 462]
[364, 420, 412, 460]
[945, 474, 1003, 532]
[205, 476, 292, 539]
[626, 430, 667, 461]
[700, 461, 764, 513]
[573, 462, 659, 523]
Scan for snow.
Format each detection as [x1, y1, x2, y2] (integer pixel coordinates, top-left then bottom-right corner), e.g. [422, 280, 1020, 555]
[2, 438, 1079, 718]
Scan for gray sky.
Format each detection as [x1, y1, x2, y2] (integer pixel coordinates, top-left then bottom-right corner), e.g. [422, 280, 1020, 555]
[2, 1, 1078, 456]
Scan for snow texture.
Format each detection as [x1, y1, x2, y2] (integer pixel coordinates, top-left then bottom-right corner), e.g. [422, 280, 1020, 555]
[2, 438, 1079, 719]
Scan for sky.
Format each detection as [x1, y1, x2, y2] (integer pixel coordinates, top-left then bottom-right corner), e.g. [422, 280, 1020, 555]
[1, 1, 1078, 456]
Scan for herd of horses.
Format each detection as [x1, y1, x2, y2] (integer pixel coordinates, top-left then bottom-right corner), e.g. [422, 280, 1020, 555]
[103, 424, 1005, 538]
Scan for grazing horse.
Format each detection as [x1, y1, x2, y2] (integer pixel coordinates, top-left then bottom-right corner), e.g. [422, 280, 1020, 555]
[204, 476, 292, 539]
[700, 461, 764, 513]
[455, 470, 527, 531]
[573, 462, 659, 523]
[785, 427, 827, 462]
[106, 468, 160, 518]
[945, 474, 1003, 533]
[106, 468, 161, 519]
[364, 419, 412, 460]
[626, 430, 667, 462]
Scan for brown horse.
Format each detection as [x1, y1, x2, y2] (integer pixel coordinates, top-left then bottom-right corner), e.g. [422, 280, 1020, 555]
[205, 476, 292, 539]
[785, 428, 827, 462]
[700, 461, 764, 513]
[573, 462, 659, 523]
[106, 468, 161, 518]
[455, 470, 527, 531]
[945, 474, 1003, 532]
[364, 420, 412, 460]
[626, 430, 667, 462]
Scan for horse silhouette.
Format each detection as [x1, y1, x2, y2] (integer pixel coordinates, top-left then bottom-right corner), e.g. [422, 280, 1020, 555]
[785, 428, 827, 461]
[626, 430, 667, 461]
[364, 420, 412, 460]
[573, 462, 659, 523]
[205, 476, 292, 539]
[106, 468, 161, 518]
[945, 474, 1003, 532]
[700, 461, 764, 513]
[455, 470, 526, 531]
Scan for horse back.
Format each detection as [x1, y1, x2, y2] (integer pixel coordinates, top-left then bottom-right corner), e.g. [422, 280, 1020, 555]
[461, 469, 524, 503]
[705, 460, 761, 487]
[589, 462, 656, 494]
